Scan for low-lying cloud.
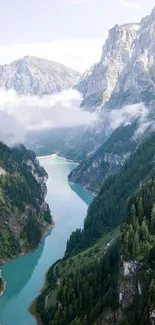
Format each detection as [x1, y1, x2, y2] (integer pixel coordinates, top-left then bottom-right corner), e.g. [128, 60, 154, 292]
[108, 103, 149, 131]
[0, 88, 97, 145]
[98, 102, 150, 139]
[0, 89, 152, 147]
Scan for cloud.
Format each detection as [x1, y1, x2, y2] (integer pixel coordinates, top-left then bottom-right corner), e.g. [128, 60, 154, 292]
[100, 103, 151, 139]
[108, 103, 148, 130]
[0, 88, 97, 145]
[120, 0, 143, 11]
[0, 39, 103, 73]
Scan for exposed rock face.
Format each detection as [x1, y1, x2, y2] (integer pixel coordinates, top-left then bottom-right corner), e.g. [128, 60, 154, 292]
[150, 310, 155, 325]
[76, 7, 155, 111]
[69, 7, 155, 190]
[76, 24, 139, 109]
[113, 7, 155, 104]
[68, 123, 138, 192]
[0, 56, 80, 95]
[120, 260, 139, 310]
[0, 167, 6, 176]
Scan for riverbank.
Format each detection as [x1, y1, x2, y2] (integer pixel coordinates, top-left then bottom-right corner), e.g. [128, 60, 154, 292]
[29, 299, 43, 325]
[37, 154, 57, 159]
[0, 270, 6, 297]
[37, 153, 78, 165]
[0, 222, 54, 266]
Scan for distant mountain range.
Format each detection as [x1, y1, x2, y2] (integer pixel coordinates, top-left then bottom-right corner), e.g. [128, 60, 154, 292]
[0, 56, 80, 95]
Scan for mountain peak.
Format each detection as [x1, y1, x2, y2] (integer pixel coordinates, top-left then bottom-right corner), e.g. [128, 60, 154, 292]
[141, 6, 155, 26]
[0, 56, 80, 96]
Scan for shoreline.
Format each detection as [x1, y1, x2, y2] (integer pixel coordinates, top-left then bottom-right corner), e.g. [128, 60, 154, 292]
[0, 270, 6, 297]
[0, 222, 54, 266]
[0, 222, 54, 298]
[29, 298, 44, 325]
[37, 153, 57, 159]
[37, 153, 78, 165]
[29, 267, 50, 325]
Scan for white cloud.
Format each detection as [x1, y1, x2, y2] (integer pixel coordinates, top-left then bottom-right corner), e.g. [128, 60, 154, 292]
[108, 103, 148, 130]
[0, 39, 103, 73]
[0, 88, 97, 145]
[120, 0, 143, 11]
[101, 103, 150, 138]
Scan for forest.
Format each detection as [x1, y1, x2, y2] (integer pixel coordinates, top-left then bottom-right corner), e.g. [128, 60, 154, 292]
[36, 242, 120, 325]
[0, 142, 51, 258]
[35, 131, 155, 325]
[66, 131, 155, 256]
[120, 178, 155, 325]
[36, 174, 155, 325]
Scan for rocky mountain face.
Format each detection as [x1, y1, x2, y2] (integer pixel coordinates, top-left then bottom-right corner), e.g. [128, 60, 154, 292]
[76, 7, 155, 110]
[76, 23, 139, 110]
[69, 7, 155, 190]
[0, 56, 80, 95]
[68, 123, 138, 192]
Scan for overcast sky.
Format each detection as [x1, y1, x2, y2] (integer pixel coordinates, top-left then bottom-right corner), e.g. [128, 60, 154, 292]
[0, 0, 154, 71]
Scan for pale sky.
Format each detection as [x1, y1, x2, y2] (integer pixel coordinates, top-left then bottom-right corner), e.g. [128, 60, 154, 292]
[0, 0, 154, 71]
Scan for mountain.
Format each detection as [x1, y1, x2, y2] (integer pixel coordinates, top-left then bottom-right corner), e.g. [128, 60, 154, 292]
[68, 122, 139, 192]
[0, 143, 52, 264]
[32, 131, 155, 325]
[76, 23, 139, 110]
[0, 56, 80, 95]
[76, 7, 155, 110]
[68, 7, 155, 190]
[26, 7, 155, 163]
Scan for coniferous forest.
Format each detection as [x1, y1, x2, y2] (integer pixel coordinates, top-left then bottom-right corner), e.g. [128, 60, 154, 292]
[0, 142, 52, 259]
[35, 132, 155, 325]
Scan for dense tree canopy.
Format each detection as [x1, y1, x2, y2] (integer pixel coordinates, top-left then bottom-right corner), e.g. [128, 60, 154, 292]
[66, 132, 155, 256]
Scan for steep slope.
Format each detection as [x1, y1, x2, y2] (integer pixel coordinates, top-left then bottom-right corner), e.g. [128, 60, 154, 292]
[76, 23, 139, 110]
[66, 131, 155, 254]
[0, 56, 80, 95]
[69, 6, 155, 189]
[68, 122, 139, 192]
[110, 7, 155, 109]
[0, 143, 52, 263]
[32, 134, 155, 325]
[76, 7, 155, 111]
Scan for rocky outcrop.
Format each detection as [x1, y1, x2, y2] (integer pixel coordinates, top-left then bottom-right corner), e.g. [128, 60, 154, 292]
[119, 260, 140, 310]
[150, 310, 155, 325]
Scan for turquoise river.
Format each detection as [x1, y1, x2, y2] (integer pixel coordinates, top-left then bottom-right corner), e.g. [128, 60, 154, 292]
[0, 156, 93, 325]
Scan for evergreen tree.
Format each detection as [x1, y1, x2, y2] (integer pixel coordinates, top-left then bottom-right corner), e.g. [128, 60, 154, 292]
[151, 204, 155, 234]
[138, 197, 144, 223]
[141, 217, 149, 242]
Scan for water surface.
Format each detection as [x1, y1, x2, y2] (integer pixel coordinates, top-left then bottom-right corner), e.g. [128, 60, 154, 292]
[0, 157, 93, 325]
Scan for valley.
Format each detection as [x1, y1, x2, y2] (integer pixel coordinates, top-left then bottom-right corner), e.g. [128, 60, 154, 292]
[0, 156, 93, 325]
[0, 4, 155, 325]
